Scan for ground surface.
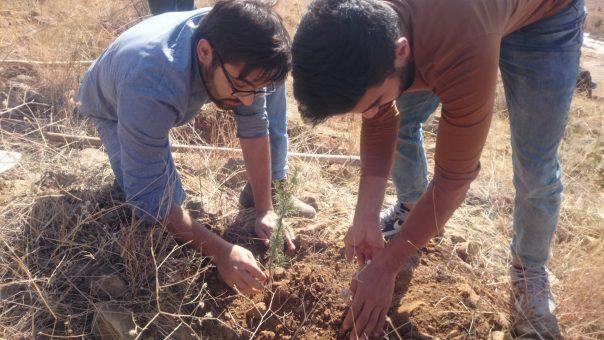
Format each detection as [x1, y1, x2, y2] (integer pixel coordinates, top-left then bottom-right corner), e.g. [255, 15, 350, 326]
[0, 1, 603, 339]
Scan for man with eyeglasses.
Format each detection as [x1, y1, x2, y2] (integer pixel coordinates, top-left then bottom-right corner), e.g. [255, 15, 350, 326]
[145, 0, 315, 220]
[77, 0, 301, 296]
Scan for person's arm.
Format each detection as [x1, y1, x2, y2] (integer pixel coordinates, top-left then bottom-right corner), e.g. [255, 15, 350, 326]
[343, 38, 500, 339]
[344, 101, 400, 264]
[165, 205, 266, 295]
[234, 96, 296, 250]
[116, 84, 266, 295]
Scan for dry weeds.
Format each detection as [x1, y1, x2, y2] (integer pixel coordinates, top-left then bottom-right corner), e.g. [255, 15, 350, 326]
[0, 0, 602, 339]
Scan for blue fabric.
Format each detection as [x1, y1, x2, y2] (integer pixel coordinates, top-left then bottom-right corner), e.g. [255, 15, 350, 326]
[267, 82, 288, 180]
[147, 0, 195, 15]
[77, 9, 288, 221]
[391, 0, 584, 268]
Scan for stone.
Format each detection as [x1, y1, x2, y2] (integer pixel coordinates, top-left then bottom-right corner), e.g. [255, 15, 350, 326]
[257, 330, 276, 339]
[456, 241, 481, 263]
[90, 275, 128, 299]
[272, 266, 286, 281]
[245, 302, 267, 320]
[457, 283, 480, 308]
[92, 302, 137, 339]
[450, 234, 467, 244]
[396, 300, 426, 316]
[491, 330, 506, 340]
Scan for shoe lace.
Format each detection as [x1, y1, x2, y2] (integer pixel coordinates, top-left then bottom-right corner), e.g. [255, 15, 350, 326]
[380, 202, 407, 221]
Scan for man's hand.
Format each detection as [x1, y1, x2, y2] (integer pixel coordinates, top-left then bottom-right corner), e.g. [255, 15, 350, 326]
[215, 243, 267, 296]
[255, 210, 296, 251]
[344, 216, 385, 267]
[342, 260, 397, 339]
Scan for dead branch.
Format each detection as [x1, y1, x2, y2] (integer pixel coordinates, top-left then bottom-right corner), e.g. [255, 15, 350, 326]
[44, 132, 361, 165]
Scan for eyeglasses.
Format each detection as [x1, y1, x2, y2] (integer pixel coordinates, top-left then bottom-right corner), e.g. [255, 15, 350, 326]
[214, 50, 276, 99]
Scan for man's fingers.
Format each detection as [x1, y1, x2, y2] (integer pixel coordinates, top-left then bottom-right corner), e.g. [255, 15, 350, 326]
[373, 308, 388, 338]
[233, 278, 253, 296]
[342, 290, 364, 331]
[362, 307, 381, 339]
[256, 227, 271, 246]
[342, 307, 354, 331]
[285, 227, 296, 251]
[240, 270, 263, 292]
[356, 251, 366, 267]
[345, 243, 356, 262]
[243, 257, 268, 283]
[349, 277, 358, 294]
[349, 305, 374, 340]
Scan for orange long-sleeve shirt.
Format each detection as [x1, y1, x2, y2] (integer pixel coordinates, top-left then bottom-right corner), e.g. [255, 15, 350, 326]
[361, 0, 575, 239]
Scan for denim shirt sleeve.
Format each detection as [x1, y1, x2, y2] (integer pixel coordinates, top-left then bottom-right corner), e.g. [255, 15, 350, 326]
[116, 83, 184, 222]
[233, 95, 269, 139]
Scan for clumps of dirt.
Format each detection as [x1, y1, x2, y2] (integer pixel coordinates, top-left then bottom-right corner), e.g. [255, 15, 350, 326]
[386, 240, 510, 339]
[199, 225, 355, 339]
[0, 146, 513, 339]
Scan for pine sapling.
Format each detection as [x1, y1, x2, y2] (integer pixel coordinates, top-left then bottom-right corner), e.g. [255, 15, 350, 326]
[267, 173, 298, 278]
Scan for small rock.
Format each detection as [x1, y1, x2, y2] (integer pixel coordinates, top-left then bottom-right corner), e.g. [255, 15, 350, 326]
[90, 275, 128, 299]
[496, 312, 510, 328]
[456, 241, 480, 263]
[446, 329, 461, 338]
[92, 302, 137, 339]
[457, 283, 479, 308]
[450, 234, 467, 244]
[273, 283, 290, 305]
[257, 330, 276, 340]
[300, 196, 319, 211]
[396, 300, 425, 316]
[491, 330, 505, 340]
[272, 266, 286, 281]
[246, 302, 267, 320]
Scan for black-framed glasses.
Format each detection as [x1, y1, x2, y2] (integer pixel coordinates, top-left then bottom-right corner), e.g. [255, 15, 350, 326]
[215, 50, 276, 99]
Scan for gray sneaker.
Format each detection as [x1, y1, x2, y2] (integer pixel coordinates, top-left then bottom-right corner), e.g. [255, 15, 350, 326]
[379, 201, 410, 237]
[510, 265, 562, 339]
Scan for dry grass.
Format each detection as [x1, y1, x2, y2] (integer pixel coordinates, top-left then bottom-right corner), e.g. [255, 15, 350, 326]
[0, 0, 603, 339]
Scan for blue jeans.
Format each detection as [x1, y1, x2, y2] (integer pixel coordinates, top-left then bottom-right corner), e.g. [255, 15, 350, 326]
[391, 0, 584, 268]
[147, 0, 195, 15]
[267, 82, 288, 181]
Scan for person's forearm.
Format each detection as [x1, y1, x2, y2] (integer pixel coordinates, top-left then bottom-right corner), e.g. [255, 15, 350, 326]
[353, 175, 389, 225]
[377, 180, 464, 273]
[240, 135, 273, 214]
[165, 205, 228, 258]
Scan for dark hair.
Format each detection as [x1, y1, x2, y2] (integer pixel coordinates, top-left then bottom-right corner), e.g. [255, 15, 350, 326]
[292, 0, 401, 124]
[199, 0, 291, 83]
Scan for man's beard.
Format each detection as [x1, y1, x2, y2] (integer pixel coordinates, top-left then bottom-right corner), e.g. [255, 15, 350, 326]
[200, 62, 242, 110]
[397, 59, 415, 94]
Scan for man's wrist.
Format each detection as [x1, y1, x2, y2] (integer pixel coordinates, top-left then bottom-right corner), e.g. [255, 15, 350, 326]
[375, 238, 415, 274]
[206, 236, 230, 260]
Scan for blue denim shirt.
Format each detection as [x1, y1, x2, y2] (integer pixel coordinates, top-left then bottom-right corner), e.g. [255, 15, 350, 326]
[77, 8, 269, 220]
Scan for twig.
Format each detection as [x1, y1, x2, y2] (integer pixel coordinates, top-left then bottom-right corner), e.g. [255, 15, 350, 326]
[0, 101, 35, 116]
[0, 238, 57, 320]
[44, 132, 361, 165]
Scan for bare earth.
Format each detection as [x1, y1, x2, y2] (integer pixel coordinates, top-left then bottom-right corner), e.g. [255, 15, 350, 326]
[0, 1, 602, 339]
